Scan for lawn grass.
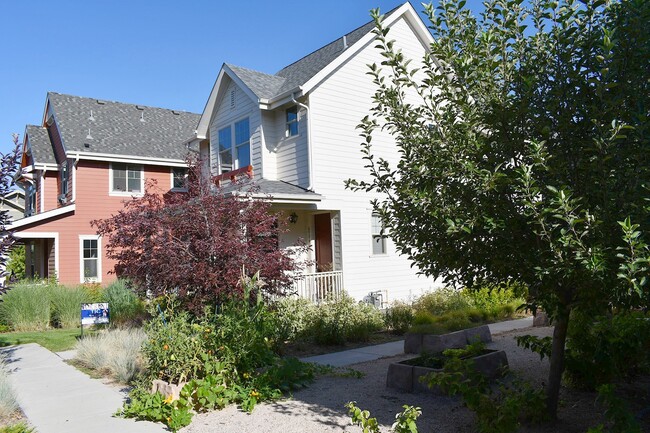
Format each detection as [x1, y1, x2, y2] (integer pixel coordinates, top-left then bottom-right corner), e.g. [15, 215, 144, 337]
[0, 328, 84, 352]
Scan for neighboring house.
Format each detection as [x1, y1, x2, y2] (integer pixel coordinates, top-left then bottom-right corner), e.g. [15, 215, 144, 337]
[189, 2, 438, 303]
[1, 189, 25, 221]
[9, 92, 199, 284]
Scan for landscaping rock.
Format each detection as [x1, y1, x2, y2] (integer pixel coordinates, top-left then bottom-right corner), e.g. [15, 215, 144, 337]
[533, 311, 550, 327]
[472, 350, 509, 379]
[404, 325, 494, 354]
[151, 379, 186, 401]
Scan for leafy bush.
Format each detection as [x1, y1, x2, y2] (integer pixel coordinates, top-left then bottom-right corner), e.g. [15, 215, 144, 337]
[0, 358, 17, 419]
[51, 285, 89, 328]
[270, 297, 315, 344]
[74, 328, 147, 383]
[5, 246, 25, 281]
[414, 287, 471, 315]
[0, 280, 55, 331]
[101, 279, 145, 327]
[564, 311, 650, 390]
[309, 295, 383, 345]
[0, 423, 35, 433]
[384, 301, 414, 334]
[347, 402, 422, 433]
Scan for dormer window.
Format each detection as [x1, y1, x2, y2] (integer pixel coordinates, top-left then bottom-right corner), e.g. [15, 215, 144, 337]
[286, 106, 298, 137]
[218, 117, 250, 174]
[60, 163, 68, 196]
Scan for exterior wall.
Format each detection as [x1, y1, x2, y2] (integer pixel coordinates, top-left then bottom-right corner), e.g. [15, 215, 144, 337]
[273, 106, 309, 188]
[17, 160, 175, 285]
[308, 16, 438, 302]
[260, 111, 277, 180]
[43, 171, 58, 212]
[208, 78, 262, 178]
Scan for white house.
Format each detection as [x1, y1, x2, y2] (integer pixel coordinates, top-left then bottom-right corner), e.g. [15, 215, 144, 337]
[190, 2, 440, 304]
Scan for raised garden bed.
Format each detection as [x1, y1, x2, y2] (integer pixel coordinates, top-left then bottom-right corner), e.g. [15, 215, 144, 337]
[386, 349, 509, 393]
[404, 324, 492, 354]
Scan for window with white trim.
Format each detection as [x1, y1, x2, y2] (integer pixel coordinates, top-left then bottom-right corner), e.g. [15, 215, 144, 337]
[111, 163, 143, 194]
[171, 167, 188, 190]
[60, 163, 68, 196]
[80, 236, 101, 283]
[286, 106, 298, 137]
[371, 212, 387, 255]
[217, 117, 250, 174]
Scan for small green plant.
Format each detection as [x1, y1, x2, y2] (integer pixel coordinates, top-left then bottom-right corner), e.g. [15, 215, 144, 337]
[5, 246, 25, 281]
[424, 344, 547, 433]
[309, 294, 383, 345]
[587, 384, 641, 433]
[74, 328, 147, 383]
[101, 279, 145, 327]
[0, 280, 55, 331]
[51, 285, 89, 328]
[384, 302, 414, 334]
[0, 423, 35, 433]
[346, 401, 422, 433]
[515, 335, 553, 361]
[0, 358, 18, 419]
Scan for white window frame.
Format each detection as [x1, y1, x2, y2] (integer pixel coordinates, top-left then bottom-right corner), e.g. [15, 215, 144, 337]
[285, 106, 299, 137]
[60, 163, 68, 196]
[370, 212, 388, 256]
[109, 162, 144, 196]
[170, 167, 188, 191]
[217, 117, 251, 175]
[79, 235, 102, 283]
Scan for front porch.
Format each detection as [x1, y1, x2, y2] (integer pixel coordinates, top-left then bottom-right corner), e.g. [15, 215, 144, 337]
[292, 270, 344, 302]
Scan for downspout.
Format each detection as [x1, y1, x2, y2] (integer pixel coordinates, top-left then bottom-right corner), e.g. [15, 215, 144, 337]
[291, 92, 313, 191]
[40, 168, 47, 213]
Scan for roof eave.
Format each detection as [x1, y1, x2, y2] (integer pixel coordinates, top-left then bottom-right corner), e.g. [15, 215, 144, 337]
[66, 151, 187, 167]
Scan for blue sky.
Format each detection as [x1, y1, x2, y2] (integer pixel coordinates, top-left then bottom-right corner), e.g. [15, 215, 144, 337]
[0, 0, 484, 155]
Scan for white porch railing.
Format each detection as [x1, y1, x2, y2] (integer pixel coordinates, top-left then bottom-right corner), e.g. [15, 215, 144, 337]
[292, 271, 343, 303]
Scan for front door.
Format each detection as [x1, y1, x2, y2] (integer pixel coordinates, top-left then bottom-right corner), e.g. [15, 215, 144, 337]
[314, 213, 333, 272]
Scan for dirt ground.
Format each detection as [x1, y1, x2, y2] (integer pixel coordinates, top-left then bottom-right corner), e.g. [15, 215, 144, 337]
[182, 326, 649, 433]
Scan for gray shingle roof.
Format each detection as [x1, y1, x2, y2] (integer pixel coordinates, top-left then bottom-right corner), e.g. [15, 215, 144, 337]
[221, 178, 321, 199]
[48, 93, 200, 160]
[227, 5, 400, 100]
[25, 125, 56, 165]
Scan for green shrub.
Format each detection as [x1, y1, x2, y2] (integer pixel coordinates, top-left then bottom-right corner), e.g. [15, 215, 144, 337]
[51, 285, 90, 328]
[5, 246, 25, 281]
[0, 280, 55, 331]
[0, 358, 17, 419]
[412, 310, 436, 326]
[270, 297, 315, 344]
[308, 294, 383, 345]
[74, 328, 147, 383]
[564, 311, 650, 390]
[101, 279, 145, 327]
[0, 423, 35, 433]
[384, 301, 414, 334]
[414, 287, 471, 315]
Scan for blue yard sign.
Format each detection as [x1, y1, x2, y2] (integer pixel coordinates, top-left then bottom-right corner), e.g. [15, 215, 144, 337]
[81, 302, 110, 326]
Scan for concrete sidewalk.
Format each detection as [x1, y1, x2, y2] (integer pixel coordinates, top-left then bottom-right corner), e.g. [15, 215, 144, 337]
[301, 316, 534, 367]
[1, 343, 166, 433]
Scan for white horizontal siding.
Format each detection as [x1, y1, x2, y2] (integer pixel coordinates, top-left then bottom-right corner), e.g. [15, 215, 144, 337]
[309, 16, 441, 302]
[274, 107, 309, 188]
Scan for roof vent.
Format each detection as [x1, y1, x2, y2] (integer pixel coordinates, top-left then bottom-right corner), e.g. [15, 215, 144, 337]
[96, 99, 106, 105]
[86, 128, 93, 140]
[84, 143, 90, 148]
[343, 35, 348, 50]
[88, 110, 95, 122]
[136, 105, 145, 110]
[230, 90, 235, 109]
[140, 112, 146, 123]
[171, 110, 180, 115]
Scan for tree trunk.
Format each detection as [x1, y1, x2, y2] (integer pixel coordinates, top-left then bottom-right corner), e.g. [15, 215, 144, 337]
[546, 309, 570, 419]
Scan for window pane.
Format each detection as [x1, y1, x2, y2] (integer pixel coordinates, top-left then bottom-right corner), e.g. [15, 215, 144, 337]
[220, 150, 232, 172]
[173, 168, 187, 189]
[372, 236, 386, 255]
[128, 178, 141, 192]
[218, 127, 231, 151]
[84, 259, 98, 279]
[113, 177, 126, 191]
[286, 107, 298, 123]
[371, 214, 383, 234]
[237, 144, 250, 168]
[235, 118, 249, 145]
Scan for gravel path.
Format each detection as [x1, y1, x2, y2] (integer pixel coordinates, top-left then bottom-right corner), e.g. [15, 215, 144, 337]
[181, 326, 615, 433]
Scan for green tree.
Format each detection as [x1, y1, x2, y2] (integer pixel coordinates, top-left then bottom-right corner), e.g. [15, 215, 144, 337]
[5, 245, 25, 281]
[347, 0, 649, 419]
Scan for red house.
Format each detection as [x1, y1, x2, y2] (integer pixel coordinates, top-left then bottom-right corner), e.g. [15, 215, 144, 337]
[10, 92, 199, 285]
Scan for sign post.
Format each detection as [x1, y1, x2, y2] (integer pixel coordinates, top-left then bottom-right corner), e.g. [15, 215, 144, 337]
[80, 302, 110, 338]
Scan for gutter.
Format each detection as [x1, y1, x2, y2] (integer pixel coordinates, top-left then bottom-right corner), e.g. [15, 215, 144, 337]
[291, 90, 314, 192]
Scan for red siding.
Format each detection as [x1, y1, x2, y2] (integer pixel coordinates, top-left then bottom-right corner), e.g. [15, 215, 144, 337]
[43, 172, 58, 212]
[17, 160, 175, 285]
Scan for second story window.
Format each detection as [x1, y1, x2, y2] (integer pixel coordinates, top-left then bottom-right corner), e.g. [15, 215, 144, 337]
[371, 212, 387, 255]
[26, 185, 36, 216]
[218, 117, 250, 174]
[172, 167, 188, 190]
[60, 163, 68, 196]
[286, 106, 298, 137]
[111, 163, 143, 194]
